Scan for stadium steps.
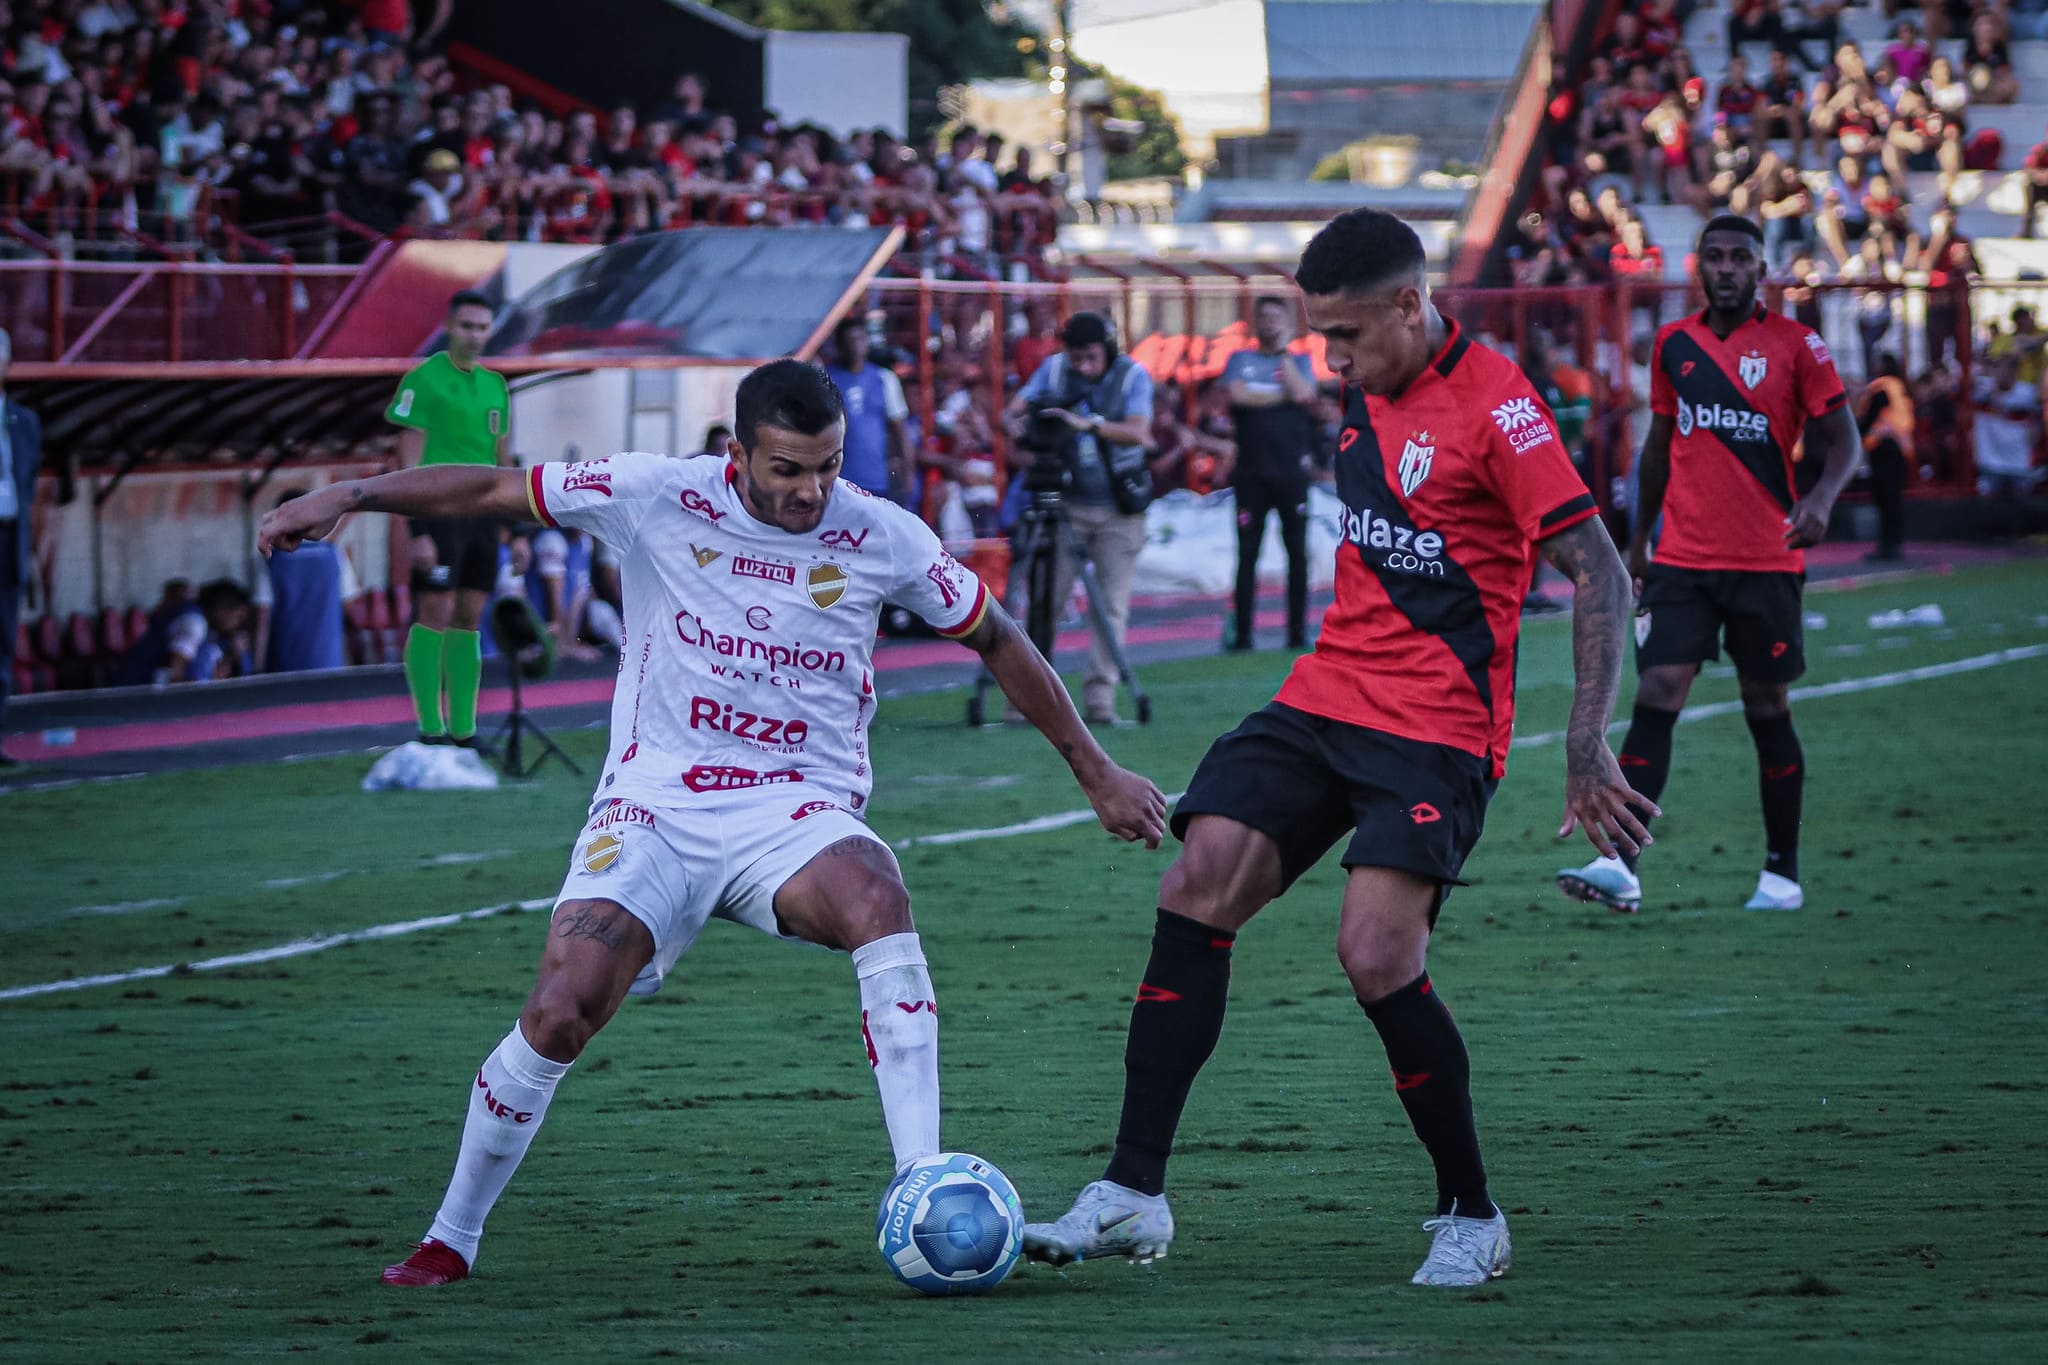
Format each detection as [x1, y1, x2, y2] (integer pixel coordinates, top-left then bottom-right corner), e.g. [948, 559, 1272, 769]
[1673, 1, 2048, 245]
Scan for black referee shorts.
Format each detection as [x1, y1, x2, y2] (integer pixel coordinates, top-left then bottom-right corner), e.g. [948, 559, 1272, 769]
[1171, 702, 1496, 919]
[1635, 564, 1806, 683]
[409, 516, 500, 594]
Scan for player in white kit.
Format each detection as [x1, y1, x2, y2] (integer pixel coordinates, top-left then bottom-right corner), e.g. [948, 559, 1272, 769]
[259, 360, 1168, 1286]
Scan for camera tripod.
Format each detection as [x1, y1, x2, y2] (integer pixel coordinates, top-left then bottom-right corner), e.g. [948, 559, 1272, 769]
[966, 489, 1152, 727]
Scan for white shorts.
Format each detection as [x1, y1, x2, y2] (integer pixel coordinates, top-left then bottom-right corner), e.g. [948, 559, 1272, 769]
[552, 791, 894, 995]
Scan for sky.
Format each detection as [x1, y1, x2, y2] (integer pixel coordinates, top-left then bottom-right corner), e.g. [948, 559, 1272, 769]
[1006, 0, 1273, 147]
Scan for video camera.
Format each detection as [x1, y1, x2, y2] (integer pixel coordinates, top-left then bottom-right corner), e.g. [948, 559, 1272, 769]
[1019, 392, 1088, 494]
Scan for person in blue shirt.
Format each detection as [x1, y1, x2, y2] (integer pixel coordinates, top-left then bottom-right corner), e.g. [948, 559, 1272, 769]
[822, 317, 913, 501]
[253, 489, 361, 673]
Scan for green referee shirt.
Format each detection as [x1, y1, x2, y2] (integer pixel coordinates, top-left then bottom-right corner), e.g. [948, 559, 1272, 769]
[386, 352, 511, 466]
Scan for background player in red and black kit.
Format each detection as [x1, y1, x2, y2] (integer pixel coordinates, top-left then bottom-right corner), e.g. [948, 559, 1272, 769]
[1024, 209, 1653, 1288]
[1558, 215, 1860, 916]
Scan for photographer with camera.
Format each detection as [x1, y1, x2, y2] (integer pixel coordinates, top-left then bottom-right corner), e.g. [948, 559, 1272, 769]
[1001, 312, 1155, 726]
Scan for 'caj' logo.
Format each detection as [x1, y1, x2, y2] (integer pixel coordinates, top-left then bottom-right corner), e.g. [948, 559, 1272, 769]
[1397, 432, 1434, 497]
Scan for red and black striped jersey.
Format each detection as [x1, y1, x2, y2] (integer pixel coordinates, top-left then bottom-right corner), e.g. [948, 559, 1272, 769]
[1648, 306, 1846, 572]
[1278, 322, 1597, 778]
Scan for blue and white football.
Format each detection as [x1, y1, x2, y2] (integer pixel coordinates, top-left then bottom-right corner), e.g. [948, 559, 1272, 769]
[875, 1151, 1024, 1295]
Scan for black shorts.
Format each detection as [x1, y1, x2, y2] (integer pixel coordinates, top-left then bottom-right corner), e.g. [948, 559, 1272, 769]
[1171, 702, 1496, 915]
[408, 517, 500, 594]
[1635, 564, 1806, 682]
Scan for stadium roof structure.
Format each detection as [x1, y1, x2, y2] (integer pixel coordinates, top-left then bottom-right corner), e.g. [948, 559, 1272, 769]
[485, 227, 900, 360]
[14, 225, 901, 476]
[1263, 0, 1544, 84]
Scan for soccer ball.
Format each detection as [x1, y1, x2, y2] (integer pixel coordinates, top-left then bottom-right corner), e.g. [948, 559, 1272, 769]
[875, 1151, 1024, 1295]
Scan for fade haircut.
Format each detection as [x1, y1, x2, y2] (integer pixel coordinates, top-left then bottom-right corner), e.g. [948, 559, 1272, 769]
[1697, 214, 1764, 247]
[448, 288, 492, 315]
[735, 359, 844, 453]
[1296, 208, 1427, 298]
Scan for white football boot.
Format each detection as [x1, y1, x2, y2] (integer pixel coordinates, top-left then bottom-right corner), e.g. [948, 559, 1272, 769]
[1021, 1180, 1175, 1266]
[1743, 870, 1804, 911]
[1556, 855, 1643, 913]
[1411, 1207, 1512, 1287]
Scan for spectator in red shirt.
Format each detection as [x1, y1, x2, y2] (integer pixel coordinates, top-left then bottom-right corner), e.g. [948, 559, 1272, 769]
[1715, 54, 1763, 142]
[1860, 171, 1910, 249]
[2023, 138, 2048, 238]
[1758, 48, 1809, 164]
[1609, 216, 1665, 280]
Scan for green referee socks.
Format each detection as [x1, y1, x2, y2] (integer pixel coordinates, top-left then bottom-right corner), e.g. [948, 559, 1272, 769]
[404, 624, 447, 738]
[444, 629, 483, 741]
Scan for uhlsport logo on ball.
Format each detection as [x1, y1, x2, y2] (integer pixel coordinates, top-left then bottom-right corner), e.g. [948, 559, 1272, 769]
[875, 1151, 1024, 1295]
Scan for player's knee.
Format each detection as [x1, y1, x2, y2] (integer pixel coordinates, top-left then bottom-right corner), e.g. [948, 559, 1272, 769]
[834, 870, 914, 948]
[1335, 924, 1426, 1002]
[1158, 851, 1256, 927]
[1636, 667, 1693, 712]
[1739, 681, 1790, 718]
[520, 979, 609, 1061]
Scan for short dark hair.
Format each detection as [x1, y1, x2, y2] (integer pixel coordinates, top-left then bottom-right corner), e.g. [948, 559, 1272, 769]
[1697, 214, 1765, 246]
[197, 578, 250, 616]
[448, 289, 491, 316]
[703, 423, 733, 450]
[1296, 208, 1427, 297]
[735, 359, 843, 452]
[1254, 294, 1291, 312]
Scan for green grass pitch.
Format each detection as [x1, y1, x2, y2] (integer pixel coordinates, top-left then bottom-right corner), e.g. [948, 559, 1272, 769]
[2, 562, 2045, 1362]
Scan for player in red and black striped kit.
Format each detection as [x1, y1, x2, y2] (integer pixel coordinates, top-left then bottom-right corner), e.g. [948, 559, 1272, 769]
[1558, 215, 1860, 916]
[1023, 209, 1653, 1287]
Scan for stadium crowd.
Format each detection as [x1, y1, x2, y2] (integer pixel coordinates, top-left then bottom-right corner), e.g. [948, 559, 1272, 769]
[0, 0, 1063, 271]
[1502, 0, 2048, 513]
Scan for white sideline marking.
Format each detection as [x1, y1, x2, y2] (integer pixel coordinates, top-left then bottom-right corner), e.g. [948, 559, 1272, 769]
[1507, 644, 2048, 750]
[45, 897, 187, 921]
[0, 898, 554, 1002]
[5, 644, 2045, 1006]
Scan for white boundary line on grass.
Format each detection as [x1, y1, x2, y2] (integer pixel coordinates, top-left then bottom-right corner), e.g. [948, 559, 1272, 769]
[5, 642, 2044, 1006]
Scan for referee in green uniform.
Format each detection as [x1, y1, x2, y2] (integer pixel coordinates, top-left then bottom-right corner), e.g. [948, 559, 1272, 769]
[386, 290, 511, 746]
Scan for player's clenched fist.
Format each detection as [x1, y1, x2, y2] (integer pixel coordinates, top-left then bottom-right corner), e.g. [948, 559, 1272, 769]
[258, 485, 348, 555]
[1084, 764, 1169, 849]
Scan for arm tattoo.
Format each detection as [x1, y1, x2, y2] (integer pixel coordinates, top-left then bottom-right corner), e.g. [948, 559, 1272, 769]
[1540, 518, 1631, 773]
[554, 904, 630, 951]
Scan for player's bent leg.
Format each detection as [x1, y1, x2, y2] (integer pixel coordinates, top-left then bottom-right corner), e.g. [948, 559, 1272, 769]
[384, 899, 654, 1287]
[1739, 677, 1805, 910]
[1025, 818, 1281, 1269]
[1559, 661, 1692, 910]
[1338, 867, 1509, 1286]
[773, 835, 939, 1171]
[405, 586, 455, 741]
[443, 588, 491, 742]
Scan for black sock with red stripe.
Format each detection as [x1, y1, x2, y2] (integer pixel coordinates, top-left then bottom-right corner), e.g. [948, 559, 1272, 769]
[1616, 703, 1679, 872]
[1360, 973, 1494, 1219]
[1745, 710, 1803, 882]
[1103, 910, 1235, 1197]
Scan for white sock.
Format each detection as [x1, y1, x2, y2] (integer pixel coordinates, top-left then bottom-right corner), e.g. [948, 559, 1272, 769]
[423, 1023, 572, 1266]
[853, 932, 941, 1170]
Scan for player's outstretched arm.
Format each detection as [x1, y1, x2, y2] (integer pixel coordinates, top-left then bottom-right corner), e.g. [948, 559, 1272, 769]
[1540, 515, 1660, 859]
[1785, 403, 1862, 548]
[960, 599, 1167, 849]
[257, 465, 533, 555]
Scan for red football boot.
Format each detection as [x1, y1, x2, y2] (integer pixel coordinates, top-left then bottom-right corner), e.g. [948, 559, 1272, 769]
[380, 1239, 470, 1286]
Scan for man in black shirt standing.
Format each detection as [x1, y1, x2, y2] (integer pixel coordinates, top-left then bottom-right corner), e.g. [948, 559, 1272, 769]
[1222, 296, 1320, 650]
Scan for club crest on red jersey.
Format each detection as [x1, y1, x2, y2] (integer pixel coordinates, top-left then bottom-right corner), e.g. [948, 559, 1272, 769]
[1739, 351, 1768, 389]
[1398, 432, 1435, 497]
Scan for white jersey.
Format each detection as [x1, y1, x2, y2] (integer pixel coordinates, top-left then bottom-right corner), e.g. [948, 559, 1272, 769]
[526, 453, 989, 815]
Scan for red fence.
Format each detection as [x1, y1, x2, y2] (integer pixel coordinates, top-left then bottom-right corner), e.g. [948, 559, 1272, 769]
[863, 274, 1989, 509]
[0, 260, 361, 363]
